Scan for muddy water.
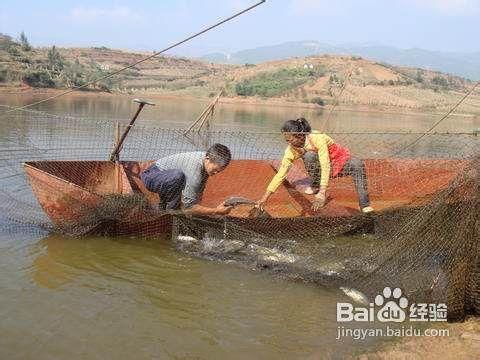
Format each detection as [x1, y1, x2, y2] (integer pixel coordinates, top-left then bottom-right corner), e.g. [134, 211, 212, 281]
[0, 228, 390, 359]
[0, 93, 473, 359]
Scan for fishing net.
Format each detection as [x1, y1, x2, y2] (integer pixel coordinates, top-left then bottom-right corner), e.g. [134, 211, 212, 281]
[0, 107, 479, 321]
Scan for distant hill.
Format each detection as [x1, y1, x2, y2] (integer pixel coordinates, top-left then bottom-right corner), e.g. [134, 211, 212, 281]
[2, 32, 480, 116]
[201, 41, 480, 81]
[216, 55, 480, 115]
[0, 32, 228, 93]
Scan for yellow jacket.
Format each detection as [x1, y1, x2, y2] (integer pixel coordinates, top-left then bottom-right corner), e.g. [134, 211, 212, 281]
[267, 133, 349, 193]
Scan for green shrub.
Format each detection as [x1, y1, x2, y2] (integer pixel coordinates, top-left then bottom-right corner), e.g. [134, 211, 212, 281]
[329, 74, 339, 84]
[47, 46, 65, 72]
[19, 31, 31, 51]
[81, 61, 119, 92]
[22, 70, 55, 87]
[310, 97, 325, 106]
[19, 56, 31, 64]
[0, 67, 7, 82]
[432, 75, 449, 88]
[7, 44, 20, 56]
[59, 59, 87, 87]
[415, 70, 424, 83]
[235, 67, 325, 97]
[96, 82, 112, 92]
[47, 45, 66, 73]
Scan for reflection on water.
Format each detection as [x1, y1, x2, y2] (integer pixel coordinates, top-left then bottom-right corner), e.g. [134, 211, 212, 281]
[1, 231, 384, 359]
[1, 92, 479, 132]
[1, 93, 478, 166]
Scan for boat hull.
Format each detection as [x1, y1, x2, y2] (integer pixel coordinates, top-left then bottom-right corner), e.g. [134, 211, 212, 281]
[23, 158, 466, 236]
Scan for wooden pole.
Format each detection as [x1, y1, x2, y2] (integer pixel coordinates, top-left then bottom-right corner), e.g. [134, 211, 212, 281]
[184, 103, 212, 135]
[114, 121, 122, 193]
[184, 88, 223, 136]
[109, 99, 154, 162]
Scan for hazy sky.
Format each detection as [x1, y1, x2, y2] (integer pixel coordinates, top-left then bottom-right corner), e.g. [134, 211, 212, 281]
[1, 0, 479, 55]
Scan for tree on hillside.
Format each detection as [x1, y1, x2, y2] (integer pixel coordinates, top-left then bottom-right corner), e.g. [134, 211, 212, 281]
[0, 66, 8, 82]
[47, 46, 65, 73]
[85, 61, 115, 92]
[432, 75, 449, 88]
[59, 58, 86, 87]
[415, 70, 424, 84]
[19, 31, 31, 51]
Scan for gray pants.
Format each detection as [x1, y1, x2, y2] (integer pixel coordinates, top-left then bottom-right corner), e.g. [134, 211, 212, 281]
[303, 152, 370, 208]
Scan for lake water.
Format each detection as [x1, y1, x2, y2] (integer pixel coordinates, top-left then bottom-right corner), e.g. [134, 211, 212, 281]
[0, 92, 476, 359]
[2, 91, 479, 132]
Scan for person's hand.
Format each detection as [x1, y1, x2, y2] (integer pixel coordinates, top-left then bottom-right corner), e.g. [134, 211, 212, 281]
[215, 202, 233, 215]
[256, 192, 271, 211]
[255, 199, 266, 211]
[312, 189, 326, 211]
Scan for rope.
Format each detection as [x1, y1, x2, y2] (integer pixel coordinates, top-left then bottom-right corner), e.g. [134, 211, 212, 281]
[0, 0, 266, 115]
[395, 80, 480, 155]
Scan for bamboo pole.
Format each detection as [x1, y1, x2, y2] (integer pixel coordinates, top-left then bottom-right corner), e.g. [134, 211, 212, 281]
[114, 121, 122, 193]
[184, 88, 223, 136]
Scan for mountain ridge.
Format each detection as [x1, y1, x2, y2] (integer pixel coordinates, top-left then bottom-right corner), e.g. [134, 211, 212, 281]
[201, 41, 480, 80]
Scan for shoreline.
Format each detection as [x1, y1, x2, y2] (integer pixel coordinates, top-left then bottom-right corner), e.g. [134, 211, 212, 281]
[0, 85, 478, 119]
[352, 317, 480, 360]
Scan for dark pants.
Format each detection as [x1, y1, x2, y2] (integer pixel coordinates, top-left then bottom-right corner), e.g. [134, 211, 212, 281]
[141, 165, 186, 210]
[303, 152, 370, 208]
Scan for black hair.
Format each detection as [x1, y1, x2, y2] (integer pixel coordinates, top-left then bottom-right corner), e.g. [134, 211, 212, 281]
[281, 117, 311, 133]
[206, 143, 232, 167]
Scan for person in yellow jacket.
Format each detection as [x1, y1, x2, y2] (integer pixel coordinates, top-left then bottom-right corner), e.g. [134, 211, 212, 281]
[257, 118, 373, 213]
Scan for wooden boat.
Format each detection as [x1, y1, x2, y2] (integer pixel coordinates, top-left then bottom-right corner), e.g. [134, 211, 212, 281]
[22, 99, 469, 237]
[23, 157, 467, 237]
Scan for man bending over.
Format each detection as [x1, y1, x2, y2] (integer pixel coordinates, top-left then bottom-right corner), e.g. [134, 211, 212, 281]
[141, 143, 233, 216]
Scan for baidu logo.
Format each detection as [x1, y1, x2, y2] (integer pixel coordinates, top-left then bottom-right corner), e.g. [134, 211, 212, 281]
[374, 287, 409, 322]
[337, 286, 447, 323]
